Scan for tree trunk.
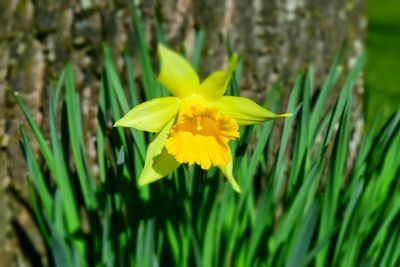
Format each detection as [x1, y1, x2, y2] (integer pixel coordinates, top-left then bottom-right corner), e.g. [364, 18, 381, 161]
[0, 0, 366, 265]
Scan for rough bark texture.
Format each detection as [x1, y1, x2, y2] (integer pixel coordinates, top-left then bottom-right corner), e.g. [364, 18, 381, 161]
[0, 0, 365, 265]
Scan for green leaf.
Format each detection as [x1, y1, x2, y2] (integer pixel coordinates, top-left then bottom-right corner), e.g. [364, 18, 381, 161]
[65, 64, 97, 209]
[191, 29, 205, 71]
[273, 73, 301, 201]
[19, 127, 53, 214]
[286, 200, 320, 267]
[309, 46, 345, 141]
[129, 0, 159, 99]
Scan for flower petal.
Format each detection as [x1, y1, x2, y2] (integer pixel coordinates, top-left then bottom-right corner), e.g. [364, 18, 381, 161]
[157, 44, 200, 97]
[219, 148, 241, 193]
[199, 54, 238, 100]
[139, 119, 180, 185]
[114, 97, 180, 132]
[213, 96, 292, 125]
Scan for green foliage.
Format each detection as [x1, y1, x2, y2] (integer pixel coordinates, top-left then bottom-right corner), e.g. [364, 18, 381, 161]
[17, 2, 400, 267]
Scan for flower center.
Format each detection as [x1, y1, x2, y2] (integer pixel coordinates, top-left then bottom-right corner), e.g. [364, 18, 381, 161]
[165, 104, 239, 170]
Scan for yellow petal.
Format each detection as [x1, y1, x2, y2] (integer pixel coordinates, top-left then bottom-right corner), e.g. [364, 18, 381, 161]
[213, 96, 292, 125]
[114, 97, 180, 132]
[219, 148, 241, 193]
[165, 105, 239, 170]
[199, 54, 238, 100]
[157, 44, 200, 97]
[139, 119, 180, 185]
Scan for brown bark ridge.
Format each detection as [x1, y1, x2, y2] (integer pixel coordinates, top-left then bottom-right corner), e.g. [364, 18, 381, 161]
[0, 0, 365, 265]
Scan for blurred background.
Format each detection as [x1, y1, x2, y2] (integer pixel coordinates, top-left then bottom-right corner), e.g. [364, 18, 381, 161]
[366, 0, 400, 126]
[0, 0, 398, 265]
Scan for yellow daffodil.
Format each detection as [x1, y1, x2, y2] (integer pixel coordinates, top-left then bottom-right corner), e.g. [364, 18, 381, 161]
[114, 44, 291, 192]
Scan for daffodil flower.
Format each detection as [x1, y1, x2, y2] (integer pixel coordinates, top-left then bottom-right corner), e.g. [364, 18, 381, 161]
[114, 44, 291, 192]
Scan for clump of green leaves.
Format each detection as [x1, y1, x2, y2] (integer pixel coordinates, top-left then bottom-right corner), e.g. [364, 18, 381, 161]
[17, 2, 400, 267]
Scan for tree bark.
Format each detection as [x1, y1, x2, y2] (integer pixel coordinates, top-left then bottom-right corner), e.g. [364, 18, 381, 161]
[0, 0, 366, 265]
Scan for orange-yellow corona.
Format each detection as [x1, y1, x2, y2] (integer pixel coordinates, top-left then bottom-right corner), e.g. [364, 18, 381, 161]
[114, 44, 291, 192]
